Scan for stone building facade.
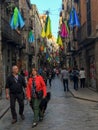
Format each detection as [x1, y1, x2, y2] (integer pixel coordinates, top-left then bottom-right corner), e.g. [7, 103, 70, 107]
[30, 5, 42, 68]
[18, 0, 32, 73]
[0, 0, 32, 91]
[62, 0, 98, 91]
[0, 0, 42, 96]
[77, 0, 98, 91]
[60, 0, 73, 68]
[1, 1, 22, 88]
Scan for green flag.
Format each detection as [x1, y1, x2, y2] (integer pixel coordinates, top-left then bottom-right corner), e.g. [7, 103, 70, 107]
[13, 7, 18, 26]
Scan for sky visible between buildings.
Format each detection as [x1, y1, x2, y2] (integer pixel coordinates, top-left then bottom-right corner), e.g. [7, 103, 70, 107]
[30, 0, 62, 38]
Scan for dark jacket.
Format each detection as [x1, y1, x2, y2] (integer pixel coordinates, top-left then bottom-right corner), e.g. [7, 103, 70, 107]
[6, 74, 26, 94]
[72, 70, 79, 80]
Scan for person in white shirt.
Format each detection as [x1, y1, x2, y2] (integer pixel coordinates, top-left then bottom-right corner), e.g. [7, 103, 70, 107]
[61, 67, 69, 92]
[79, 67, 86, 88]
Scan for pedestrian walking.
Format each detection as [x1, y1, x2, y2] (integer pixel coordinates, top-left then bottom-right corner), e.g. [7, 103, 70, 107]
[79, 67, 86, 88]
[61, 66, 69, 92]
[26, 67, 47, 128]
[38, 67, 42, 75]
[51, 69, 55, 79]
[72, 67, 79, 90]
[41, 68, 47, 85]
[69, 68, 73, 81]
[56, 68, 59, 77]
[48, 71, 52, 88]
[5, 65, 26, 124]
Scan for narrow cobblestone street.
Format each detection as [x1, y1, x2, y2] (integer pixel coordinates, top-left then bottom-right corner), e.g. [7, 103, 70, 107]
[0, 77, 98, 130]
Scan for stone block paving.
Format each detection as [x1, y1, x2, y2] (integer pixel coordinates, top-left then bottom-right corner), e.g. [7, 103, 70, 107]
[69, 81, 98, 102]
[0, 88, 10, 119]
[0, 77, 98, 130]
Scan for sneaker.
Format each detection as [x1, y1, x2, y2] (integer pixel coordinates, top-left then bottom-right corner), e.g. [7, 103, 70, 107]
[11, 119, 17, 124]
[20, 114, 25, 120]
[32, 122, 38, 128]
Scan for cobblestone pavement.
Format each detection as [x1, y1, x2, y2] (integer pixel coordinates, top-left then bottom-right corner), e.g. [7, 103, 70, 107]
[0, 77, 98, 130]
[0, 89, 10, 119]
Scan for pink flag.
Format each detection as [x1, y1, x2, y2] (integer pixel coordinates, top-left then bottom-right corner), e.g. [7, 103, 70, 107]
[61, 23, 68, 38]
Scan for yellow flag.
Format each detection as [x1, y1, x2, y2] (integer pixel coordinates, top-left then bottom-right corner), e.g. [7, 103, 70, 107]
[45, 16, 52, 39]
[57, 35, 63, 46]
[41, 27, 46, 38]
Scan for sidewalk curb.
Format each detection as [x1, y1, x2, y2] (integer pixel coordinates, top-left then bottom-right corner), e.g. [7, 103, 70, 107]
[69, 90, 98, 103]
[0, 105, 10, 119]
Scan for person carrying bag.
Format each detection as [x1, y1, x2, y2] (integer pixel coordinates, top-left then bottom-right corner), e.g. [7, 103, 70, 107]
[26, 67, 47, 128]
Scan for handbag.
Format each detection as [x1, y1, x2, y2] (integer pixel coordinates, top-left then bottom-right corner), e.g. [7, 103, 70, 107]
[36, 90, 43, 99]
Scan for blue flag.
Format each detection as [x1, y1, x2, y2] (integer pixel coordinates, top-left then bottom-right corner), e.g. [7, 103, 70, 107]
[18, 11, 25, 28]
[69, 7, 80, 27]
[10, 7, 25, 30]
[28, 30, 34, 43]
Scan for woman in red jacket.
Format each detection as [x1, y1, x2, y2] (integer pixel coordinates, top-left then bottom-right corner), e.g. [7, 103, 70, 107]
[26, 67, 47, 127]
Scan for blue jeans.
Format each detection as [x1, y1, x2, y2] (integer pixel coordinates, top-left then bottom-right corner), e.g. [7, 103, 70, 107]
[63, 79, 69, 91]
[73, 80, 78, 90]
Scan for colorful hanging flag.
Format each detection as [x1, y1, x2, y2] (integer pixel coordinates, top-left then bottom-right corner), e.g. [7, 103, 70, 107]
[44, 16, 48, 33]
[10, 7, 19, 29]
[69, 7, 80, 28]
[13, 7, 18, 27]
[41, 27, 46, 38]
[61, 22, 68, 38]
[10, 7, 25, 29]
[18, 11, 25, 28]
[41, 15, 52, 39]
[45, 16, 52, 38]
[57, 34, 63, 46]
[28, 30, 34, 43]
[64, 20, 70, 34]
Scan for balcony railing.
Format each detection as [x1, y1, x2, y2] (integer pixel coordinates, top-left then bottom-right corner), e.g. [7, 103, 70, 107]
[77, 20, 97, 43]
[1, 17, 21, 44]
